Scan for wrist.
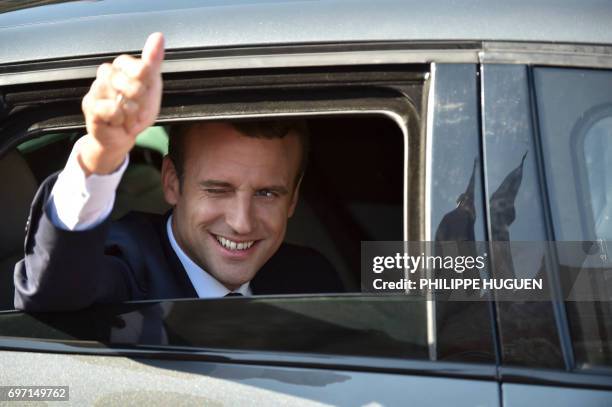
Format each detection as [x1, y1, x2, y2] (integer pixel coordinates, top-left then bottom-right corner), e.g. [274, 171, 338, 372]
[78, 135, 128, 176]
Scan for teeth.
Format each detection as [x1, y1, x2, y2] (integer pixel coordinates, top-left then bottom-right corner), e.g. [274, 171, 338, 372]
[216, 235, 255, 251]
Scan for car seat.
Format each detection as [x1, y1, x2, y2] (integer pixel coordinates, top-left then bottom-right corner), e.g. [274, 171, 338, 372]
[111, 163, 171, 220]
[0, 150, 38, 310]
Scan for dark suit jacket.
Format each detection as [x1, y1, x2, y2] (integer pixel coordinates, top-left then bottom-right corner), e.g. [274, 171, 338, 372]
[14, 174, 342, 311]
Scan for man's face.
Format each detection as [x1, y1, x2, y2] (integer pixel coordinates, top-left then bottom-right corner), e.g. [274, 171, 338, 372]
[162, 122, 302, 290]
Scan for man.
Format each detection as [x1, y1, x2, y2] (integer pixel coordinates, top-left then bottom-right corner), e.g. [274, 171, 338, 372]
[14, 33, 341, 311]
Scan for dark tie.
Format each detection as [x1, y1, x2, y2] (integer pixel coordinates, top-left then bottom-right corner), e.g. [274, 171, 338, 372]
[225, 292, 243, 297]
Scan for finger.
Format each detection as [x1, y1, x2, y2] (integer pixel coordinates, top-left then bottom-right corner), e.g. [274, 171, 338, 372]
[81, 92, 91, 116]
[121, 99, 140, 134]
[82, 86, 116, 117]
[91, 99, 125, 127]
[122, 98, 139, 114]
[141, 32, 165, 72]
[90, 63, 117, 99]
[97, 62, 113, 79]
[112, 54, 147, 80]
[111, 69, 146, 99]
[90, 78, 118, 101]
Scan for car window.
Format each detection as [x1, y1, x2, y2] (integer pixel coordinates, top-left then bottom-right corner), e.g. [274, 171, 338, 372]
[428, 64, 496, 364]
[481, 64, 565, 369]
[0, 295, 432, 360]
[583, 116, 612, 240]
[0, 112, 436, 362]
[0, 64, 499, 373]
[6, 116, 405, 293]
[534, 66, 612, 369]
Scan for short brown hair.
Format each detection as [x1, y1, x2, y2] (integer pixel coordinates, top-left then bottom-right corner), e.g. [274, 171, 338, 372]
[167, 119, 310, 188]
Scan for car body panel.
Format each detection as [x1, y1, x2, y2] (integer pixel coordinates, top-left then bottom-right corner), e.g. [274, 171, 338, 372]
[0, 0, 612, 66]
[0, 350, 500, 406]
[503, 383, 612, 407]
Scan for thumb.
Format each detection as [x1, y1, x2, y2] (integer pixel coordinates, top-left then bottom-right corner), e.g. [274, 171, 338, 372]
[141, 32, 165, 70]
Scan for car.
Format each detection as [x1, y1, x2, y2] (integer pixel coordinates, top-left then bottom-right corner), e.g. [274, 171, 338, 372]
[0, 0, 611, 405]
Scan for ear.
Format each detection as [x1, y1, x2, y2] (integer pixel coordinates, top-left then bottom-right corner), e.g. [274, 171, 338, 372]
[161, 156, 180, 205]
[288, 175, 303, 218]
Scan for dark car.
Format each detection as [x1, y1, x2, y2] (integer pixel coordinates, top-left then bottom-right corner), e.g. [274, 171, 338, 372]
[0, 0, 611, 405]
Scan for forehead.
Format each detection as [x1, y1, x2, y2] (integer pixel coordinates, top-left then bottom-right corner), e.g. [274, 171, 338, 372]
[182, 122, 301, 184]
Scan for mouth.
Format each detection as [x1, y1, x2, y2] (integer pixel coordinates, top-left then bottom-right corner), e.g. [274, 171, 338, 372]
[211, 233, 258, 255]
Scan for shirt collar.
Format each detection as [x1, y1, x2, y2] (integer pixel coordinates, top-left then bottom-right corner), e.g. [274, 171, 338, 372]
[166, 215, 251, 298]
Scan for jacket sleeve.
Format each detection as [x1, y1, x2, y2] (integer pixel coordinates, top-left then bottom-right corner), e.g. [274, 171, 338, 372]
[13, 173, 134, 311]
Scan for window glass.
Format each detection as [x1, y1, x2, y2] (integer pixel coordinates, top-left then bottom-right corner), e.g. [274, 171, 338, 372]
[584, 116, 612, 240]
[0, 296, 432, 360]
[535, 67, 612, 368]
[431, 64, 495, 364]
[482, 64, 564, 369]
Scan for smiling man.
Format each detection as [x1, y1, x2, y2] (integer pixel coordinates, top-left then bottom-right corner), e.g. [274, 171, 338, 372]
[161, 120, 310, 296]
[13, 33, 341, 311]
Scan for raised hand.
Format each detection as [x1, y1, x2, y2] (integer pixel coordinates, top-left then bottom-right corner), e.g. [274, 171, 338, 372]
[79, 32, 165, 175]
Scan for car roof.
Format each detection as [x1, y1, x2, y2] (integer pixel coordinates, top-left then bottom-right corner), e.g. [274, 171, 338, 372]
[0, 0, 611, 65]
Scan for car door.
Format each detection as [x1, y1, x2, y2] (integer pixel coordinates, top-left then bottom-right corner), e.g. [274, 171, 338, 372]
[481, 60, 612, 405]
[0, 33, 503, 405]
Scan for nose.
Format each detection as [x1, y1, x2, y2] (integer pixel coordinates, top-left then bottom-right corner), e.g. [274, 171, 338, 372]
[225, 193, 254, 235]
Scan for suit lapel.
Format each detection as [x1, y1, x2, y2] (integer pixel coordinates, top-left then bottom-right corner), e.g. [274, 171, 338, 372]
[155, 211, 198, 298]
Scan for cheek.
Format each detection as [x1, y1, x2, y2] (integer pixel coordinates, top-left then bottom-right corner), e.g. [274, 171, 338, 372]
[255, 201, 290, 234]
[179, 196, 224, 229]
[196, 205, 226, 230]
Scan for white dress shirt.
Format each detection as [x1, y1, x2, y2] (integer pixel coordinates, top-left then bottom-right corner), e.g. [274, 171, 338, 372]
[48, 136, 127, 231]
[47, 136, 251, 298]
[165, 215, 251, 297]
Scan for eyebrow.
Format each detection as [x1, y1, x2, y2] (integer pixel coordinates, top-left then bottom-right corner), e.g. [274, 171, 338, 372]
[199, 180, 289, 195]
[200, 180, 234, 188]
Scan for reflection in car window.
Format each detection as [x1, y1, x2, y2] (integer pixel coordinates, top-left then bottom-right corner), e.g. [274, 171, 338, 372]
[0, 296, 433, 360]
[535, 67, 612, 369]
[428, 64, 495, 364]
[584, 116, 612, 240]
[482, 64, 564, 369]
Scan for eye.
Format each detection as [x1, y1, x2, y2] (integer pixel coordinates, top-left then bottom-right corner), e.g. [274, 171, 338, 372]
[255, 189, 278, 198]
[204, 188, 230, 195]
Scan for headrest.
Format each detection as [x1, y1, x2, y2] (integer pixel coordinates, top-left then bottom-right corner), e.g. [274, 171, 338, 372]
[0, 150, 38, 258]
[112, 164, 170, 220]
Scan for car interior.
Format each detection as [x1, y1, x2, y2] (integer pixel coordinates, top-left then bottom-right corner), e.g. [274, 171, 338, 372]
[0, 115, 405, 310]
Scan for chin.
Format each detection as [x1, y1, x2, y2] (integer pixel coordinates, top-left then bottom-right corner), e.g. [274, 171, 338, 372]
[213, 267, 256, 287]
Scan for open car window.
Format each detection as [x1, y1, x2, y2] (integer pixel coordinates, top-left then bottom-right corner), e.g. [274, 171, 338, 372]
[0, 64, 498, 368]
